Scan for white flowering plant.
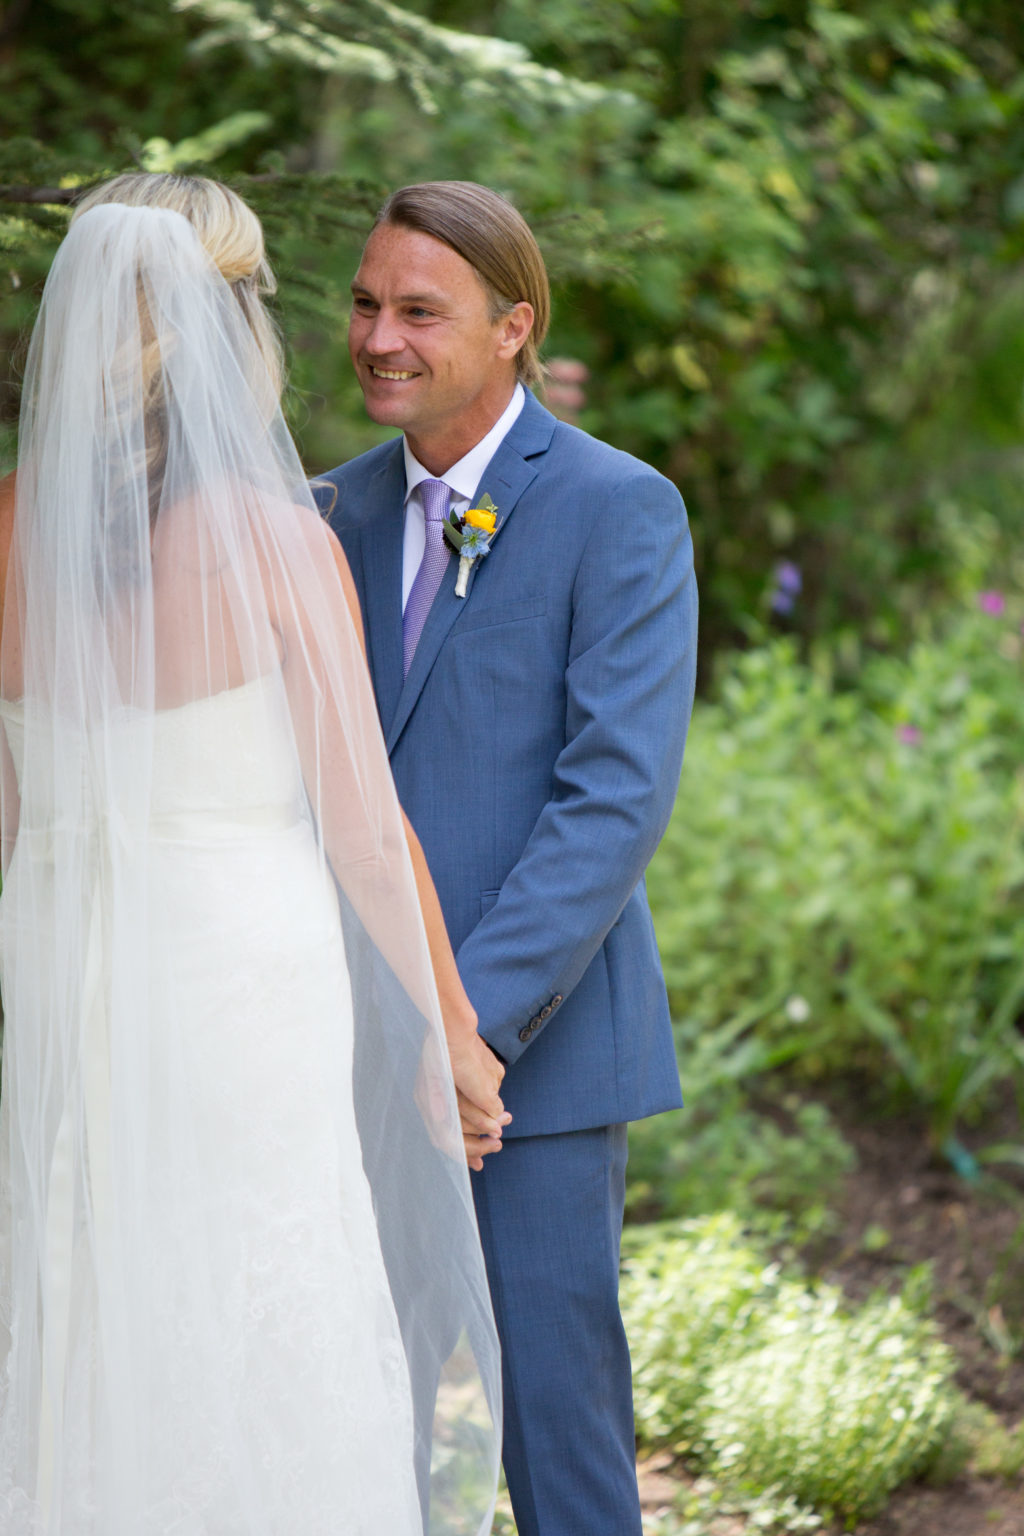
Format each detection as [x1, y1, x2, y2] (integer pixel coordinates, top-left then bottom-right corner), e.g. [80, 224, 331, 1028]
[621, 1215, 962, 1526]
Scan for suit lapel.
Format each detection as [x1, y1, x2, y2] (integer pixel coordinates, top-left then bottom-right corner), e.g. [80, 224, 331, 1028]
[385, 393, 556, 755]
[358, 446, 406, 738]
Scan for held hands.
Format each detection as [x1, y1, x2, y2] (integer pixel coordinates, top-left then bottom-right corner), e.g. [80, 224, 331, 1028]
[446, 1026, 511, 1173]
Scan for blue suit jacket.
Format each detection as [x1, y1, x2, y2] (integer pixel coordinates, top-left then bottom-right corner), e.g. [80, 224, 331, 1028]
[317, 390, 696, 1137]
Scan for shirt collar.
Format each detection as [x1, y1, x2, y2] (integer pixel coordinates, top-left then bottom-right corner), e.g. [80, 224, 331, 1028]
[403, 383, 525, 505]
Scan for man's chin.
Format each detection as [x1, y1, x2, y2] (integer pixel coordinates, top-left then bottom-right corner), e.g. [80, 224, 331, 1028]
[361, 396, 412, 428]
[358, 383, 420, 428]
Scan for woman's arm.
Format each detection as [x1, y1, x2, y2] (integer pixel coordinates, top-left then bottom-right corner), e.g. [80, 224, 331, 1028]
[279, 511, 508, 1168]
[398, 803, 509, 1166]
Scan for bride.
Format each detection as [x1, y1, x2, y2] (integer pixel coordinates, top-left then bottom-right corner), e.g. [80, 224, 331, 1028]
[0, 177, 504, 1533]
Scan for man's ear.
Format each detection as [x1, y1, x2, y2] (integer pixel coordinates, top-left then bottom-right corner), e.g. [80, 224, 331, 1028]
[496, 302, 535, 362]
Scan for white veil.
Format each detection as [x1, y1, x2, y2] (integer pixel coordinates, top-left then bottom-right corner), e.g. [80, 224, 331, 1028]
[0, 204, 500, 1534]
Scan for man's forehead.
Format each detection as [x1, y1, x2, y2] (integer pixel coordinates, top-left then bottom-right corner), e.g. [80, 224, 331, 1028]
[353, 223, 486, 293]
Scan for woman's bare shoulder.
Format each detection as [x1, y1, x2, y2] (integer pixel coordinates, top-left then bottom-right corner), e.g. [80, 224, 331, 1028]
[282, 495, 359, 596]
[306, 506, 367, 656]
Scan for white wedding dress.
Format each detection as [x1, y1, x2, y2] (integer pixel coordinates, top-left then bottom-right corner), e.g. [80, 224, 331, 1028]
[0, 672, 423, 1534]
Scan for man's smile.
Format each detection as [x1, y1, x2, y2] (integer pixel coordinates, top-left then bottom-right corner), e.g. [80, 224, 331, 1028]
[368, 366, 420, 381]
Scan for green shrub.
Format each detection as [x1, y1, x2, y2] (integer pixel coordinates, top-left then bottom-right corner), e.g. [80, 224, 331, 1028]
[644, 1477, 823, 1535]
[626, 1092, 854, 1237]
[702, 1292, 957, 1524]
[622, 1217, 961, 1525]
[626, 1014, 855, 1236]
[956, 1400, 1024, 1482]
[650, 598, 1024, 1145]
[622, 1213, 778, 1451]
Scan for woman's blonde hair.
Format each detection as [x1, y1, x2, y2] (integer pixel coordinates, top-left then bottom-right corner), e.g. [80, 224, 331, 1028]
[69, 174, 282, 565]
[73, 172, 282, 395]
[374, 182, 550, 388]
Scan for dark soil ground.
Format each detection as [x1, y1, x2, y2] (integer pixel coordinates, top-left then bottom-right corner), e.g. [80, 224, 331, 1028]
[637, 1087, 1024, 1535]
[816, 1092, 1024, 1536]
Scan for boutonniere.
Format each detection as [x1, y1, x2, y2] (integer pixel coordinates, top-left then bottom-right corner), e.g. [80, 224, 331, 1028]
[443, 494, 499, 598]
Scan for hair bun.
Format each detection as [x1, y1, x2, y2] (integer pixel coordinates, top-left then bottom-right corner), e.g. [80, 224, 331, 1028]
[216, 249, 260, 284]
[70, 171, 280, 378]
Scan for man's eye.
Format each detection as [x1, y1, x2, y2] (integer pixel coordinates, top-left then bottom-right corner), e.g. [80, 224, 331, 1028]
[352, 296, 375, 311]
[408, 307, 433, 319]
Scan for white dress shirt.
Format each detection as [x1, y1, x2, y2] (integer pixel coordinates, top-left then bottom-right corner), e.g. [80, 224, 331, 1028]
[401, 383, 525, 611]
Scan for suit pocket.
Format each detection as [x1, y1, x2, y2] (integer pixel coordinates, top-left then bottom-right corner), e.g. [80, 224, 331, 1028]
[455, 597, 547, 635]
[480, 889, 501, 919]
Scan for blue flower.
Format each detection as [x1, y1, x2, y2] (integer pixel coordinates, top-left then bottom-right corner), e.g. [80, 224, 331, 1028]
[775, 560, 802, 594]
[460, 528, 491, 559]
[769, 560, 802, 615]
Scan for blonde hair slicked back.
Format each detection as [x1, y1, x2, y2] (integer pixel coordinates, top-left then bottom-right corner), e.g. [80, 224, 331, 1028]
[374, 182, 550, 388]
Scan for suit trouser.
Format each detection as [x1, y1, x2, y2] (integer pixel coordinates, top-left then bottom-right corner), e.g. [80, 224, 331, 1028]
[471, 1124, 642, 1536]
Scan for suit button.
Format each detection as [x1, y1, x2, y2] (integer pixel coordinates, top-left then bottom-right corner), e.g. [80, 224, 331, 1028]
[540, 1005, 552, 1020]
[552, 995, 563, 1007]
[519, 1026, 531, 1042]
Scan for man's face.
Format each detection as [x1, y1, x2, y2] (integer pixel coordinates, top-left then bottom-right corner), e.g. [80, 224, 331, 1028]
[348, 223, 525, 464]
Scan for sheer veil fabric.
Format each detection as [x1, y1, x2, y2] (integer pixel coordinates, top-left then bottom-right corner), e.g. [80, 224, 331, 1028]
[0, 204, 500, 1533]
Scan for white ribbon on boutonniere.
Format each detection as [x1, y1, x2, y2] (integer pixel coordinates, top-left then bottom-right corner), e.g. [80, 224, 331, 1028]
[442, 494, 500, 597]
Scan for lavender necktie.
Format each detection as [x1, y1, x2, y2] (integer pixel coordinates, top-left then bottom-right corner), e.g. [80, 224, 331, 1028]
[403, 478, 452, 677]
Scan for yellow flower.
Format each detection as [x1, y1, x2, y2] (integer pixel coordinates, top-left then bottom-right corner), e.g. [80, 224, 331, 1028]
[464, 506, 497, 534]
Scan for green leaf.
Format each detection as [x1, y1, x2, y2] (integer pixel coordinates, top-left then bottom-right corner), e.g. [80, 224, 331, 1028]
[140, 112, 273, 173]
[443, 515, 466, 549]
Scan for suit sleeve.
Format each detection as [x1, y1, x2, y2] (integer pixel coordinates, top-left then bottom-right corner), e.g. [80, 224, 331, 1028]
[456, 466, 698, 1065]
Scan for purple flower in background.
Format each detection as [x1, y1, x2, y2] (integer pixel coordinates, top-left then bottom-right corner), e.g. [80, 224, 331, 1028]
[770, 560, 802, 614]
[978, 590, 1006, 616]
[896, 724, 922, 746]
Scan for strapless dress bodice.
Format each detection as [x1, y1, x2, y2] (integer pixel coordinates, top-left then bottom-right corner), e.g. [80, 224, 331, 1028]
[0, 672, 304, 832]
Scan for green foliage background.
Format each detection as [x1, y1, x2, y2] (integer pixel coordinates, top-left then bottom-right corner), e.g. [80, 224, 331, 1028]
[5, 0, 1024, 658]
[6, 6, 1024, 1523]
[650, 594, 1024, 1144]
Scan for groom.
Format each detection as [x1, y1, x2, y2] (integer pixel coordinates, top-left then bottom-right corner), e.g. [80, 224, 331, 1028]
[317, 181, 697, 1536]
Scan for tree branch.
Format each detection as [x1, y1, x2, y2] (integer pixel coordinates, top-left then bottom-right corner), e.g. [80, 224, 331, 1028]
[0, 171, 375, 209]
[0, 185, 77, 205]
[0, 0, 32, 47]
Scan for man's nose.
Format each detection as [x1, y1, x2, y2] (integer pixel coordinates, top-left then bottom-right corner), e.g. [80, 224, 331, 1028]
[363, 309, 403, 355]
